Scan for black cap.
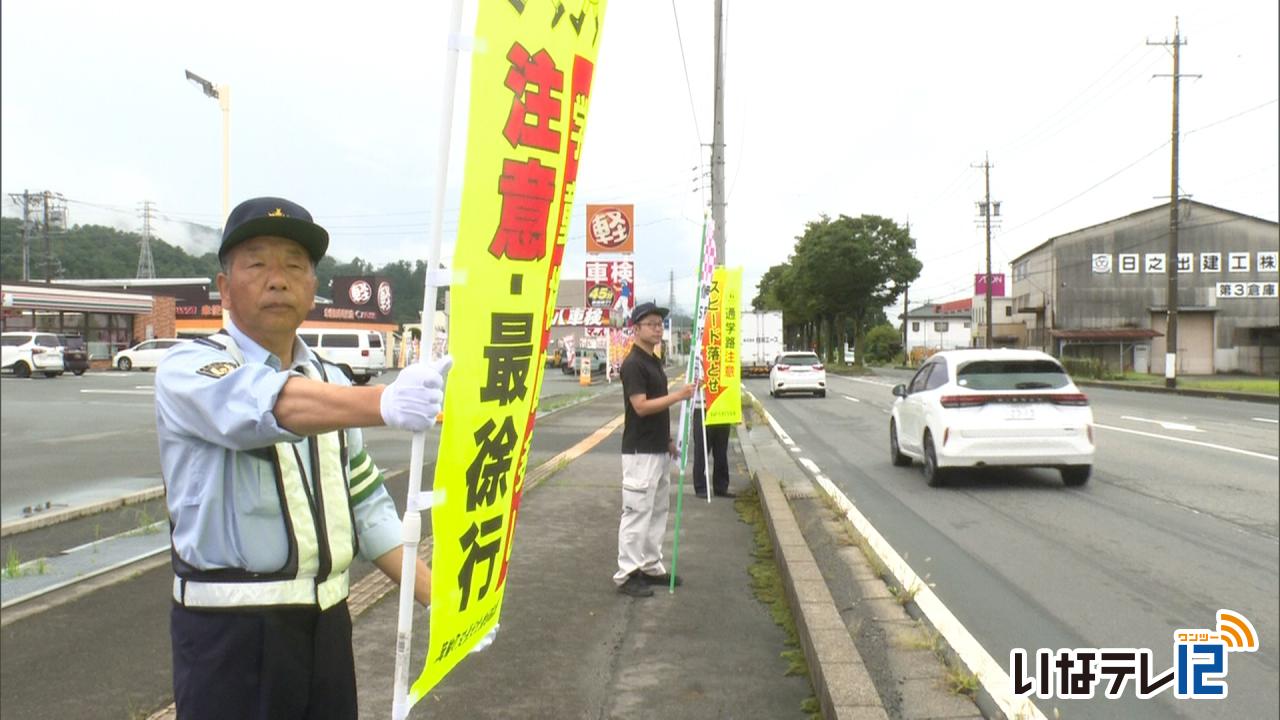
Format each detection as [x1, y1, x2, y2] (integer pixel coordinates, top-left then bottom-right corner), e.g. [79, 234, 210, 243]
[629, 301, 669, 325]
[219, 196, 329, 265]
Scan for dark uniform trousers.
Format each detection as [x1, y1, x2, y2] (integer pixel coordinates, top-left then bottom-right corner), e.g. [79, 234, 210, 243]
[692, 408, 731, 495]
[171, 600, 357, 720]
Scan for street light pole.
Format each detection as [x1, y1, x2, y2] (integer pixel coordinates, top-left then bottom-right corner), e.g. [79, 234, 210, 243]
[184, 70, 231, 224]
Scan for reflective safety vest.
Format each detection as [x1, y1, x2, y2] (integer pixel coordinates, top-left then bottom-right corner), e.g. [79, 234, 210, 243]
[171, 332, 358, 611]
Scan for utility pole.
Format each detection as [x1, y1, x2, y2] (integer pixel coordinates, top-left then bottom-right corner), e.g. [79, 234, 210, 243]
[710, 0, 727, 267]
[972, 154, 999, 348]
[42, 192, 52, 284]
[7, 191, 34, 281]
[1149, 17, 1198, 388]
[669, 267, 677, 356]
[138, 200, 157, 279]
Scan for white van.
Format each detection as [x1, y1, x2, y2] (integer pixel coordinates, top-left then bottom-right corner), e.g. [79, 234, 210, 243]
[296, 329, 387, 385]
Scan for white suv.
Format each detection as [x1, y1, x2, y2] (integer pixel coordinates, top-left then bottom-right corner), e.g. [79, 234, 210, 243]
[297, 329, 387, 385]
[889, 349, 1095, 487]
[1, 331, 65, 378]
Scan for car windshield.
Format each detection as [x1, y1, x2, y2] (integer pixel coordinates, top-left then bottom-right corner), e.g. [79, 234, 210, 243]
[955, 359, 1070, 390]
[780, 353, 821, 366]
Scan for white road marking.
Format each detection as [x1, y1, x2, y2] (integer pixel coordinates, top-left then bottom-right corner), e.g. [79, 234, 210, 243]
[1120, 415, 1203, 433]
[843, 395, 861, 403]
[1095, 423, 1278, 462]
[837, 376, 897, 388]
[755, 404, 1044, 720]
[1254, 417, 1279, 425]
[79, 389, 153, 396]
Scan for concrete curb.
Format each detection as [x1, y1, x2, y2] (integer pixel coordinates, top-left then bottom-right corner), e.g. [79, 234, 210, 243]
[1, 486, 166, 538]
[739, 423, 889, 720]
[1074, 378, 1279, 404]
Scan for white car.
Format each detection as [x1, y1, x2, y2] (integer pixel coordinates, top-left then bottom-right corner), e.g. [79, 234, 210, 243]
[889, 349, 1094, 487]
[1, 331, 64, 378]
[296, 329, 387, 385]
[768, 351, 826, 397]
[114, 338, 189, 371]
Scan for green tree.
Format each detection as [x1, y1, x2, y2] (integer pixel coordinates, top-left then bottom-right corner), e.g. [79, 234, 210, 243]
[757, 214, 920, 363]
[863, 323, 902, 364]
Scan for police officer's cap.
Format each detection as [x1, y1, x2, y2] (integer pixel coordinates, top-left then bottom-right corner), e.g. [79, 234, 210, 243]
[219, 197, 329, 265]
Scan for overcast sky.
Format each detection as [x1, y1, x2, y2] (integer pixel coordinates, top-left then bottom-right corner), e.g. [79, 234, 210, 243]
[3, 1, 1276, 314]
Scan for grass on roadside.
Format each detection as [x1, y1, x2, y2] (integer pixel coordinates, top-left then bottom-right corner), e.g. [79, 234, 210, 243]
[1110, 373, 1279, 395]
[736, 481, 821, 719]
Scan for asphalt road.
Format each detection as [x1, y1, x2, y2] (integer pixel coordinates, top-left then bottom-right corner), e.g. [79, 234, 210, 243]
[753, 371, 1279, 720]
[0, 369, 628, 720]
[0, 364, 607, 522]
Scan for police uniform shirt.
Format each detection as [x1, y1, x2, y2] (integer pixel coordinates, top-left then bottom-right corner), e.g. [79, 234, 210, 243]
[155, 318, 401, 574]
[620, 344, 670, 454]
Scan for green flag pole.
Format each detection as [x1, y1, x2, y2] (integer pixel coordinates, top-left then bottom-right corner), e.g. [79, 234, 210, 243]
[669, 214, 715, 593]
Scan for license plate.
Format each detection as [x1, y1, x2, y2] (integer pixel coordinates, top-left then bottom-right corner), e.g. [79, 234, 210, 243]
[1006, 405, 1036, 420]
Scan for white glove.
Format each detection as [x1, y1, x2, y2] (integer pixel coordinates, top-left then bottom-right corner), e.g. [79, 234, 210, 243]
[380, 356, 452, 431]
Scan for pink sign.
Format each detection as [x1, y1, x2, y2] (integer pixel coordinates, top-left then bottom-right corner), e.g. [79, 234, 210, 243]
[974, 273, 1005, 297]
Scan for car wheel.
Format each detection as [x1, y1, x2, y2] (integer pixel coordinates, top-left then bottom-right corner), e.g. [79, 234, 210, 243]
[1061, 465, 1091, 487]
[769, 386, 777, 398]
[74, 369, 86, 376]
[117, 357, 132, 371]
[817, 390, 826, 398]
[14, 361, 32, 378]
[352, 375, 371, 386]
[923, 432, 947, 487]
[43, 371, 61, 378]
[889, 420, 912, 467]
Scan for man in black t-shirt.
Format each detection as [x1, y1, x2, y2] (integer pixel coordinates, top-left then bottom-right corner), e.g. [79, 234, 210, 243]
[614, 302, 696, 598]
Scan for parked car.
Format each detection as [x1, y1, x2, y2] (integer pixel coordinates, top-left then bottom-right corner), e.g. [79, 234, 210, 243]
[888, 349, 1094, 487]
[114, 338, 189, 371]
[296, 329, 387, 385]
[1, 331, 64, 378]
[560, 350, 607, 376]
[58, 335, 90, 375]
[768, 351, 826, 397]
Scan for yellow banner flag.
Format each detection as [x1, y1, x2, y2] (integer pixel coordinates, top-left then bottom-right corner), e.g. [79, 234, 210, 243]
[412, 0, 608, 703]
[703, 266, 742, 426]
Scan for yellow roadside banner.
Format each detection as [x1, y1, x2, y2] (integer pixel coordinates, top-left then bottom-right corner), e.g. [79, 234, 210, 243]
[411, 0, 609, 703]
[703, 266, 742, 426]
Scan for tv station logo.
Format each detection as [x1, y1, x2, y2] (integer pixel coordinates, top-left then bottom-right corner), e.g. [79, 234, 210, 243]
[1010, 609, 1258, 700]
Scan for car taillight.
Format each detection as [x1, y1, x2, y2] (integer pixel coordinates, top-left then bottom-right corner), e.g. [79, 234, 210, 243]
[1051, 393, 1090, 406]
[940, 395, 987, 408]
[811, 364, 824, 371]
[776, 364, 791, 371]
[361, 349, 370, 357]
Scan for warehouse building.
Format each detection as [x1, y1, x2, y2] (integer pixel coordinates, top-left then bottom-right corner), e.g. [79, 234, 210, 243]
[1010, 200, 1279, 375]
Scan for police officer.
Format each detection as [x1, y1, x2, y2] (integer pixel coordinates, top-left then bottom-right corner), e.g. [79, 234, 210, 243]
[156, 197, 450, 719]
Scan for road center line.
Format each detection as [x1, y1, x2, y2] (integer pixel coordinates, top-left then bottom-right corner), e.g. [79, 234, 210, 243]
[79, 389, 153, 396]
[1253, 417, 1279, 425]
[1095, 423, 1278, 461]
[843, 395, 861, 403]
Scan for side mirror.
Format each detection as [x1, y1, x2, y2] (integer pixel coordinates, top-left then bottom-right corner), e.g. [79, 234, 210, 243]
[892, 384, 908, 398]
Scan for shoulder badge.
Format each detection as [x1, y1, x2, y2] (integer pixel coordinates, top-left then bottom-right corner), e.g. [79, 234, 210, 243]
[196, 362, 237, 379]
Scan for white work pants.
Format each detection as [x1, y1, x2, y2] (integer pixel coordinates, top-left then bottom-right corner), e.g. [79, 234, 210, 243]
[614, 452, 672, 584]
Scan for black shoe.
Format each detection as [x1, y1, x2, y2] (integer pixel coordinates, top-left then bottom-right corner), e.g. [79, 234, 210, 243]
[641, 572, 682, 587]
[713, 490, 737, 498]
[618, 573, 654, 597]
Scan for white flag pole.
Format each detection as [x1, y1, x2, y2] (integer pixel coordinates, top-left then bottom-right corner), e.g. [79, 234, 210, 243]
[391, 0, 465, 717]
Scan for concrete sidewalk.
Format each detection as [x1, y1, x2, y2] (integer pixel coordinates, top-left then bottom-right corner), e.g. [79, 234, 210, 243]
[353, 400, 815, 719]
